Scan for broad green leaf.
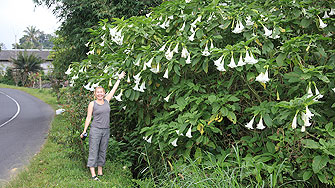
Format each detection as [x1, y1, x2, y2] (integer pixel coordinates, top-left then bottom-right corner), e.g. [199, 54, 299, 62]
[312, 155, 329, 173]
[263, 114, 273, 127]
[266, 141, 276, 154]
[276, 53, 286, 67]
[301, 139, 320, 149]
[303, 171, 313, 181]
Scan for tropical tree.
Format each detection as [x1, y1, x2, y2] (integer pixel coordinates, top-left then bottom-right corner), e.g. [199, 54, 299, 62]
[11, 51, 43, 86]
[33, 0, 162, 100]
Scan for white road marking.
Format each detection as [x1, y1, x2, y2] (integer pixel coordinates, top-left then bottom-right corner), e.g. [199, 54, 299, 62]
[0, 91, 21, 128]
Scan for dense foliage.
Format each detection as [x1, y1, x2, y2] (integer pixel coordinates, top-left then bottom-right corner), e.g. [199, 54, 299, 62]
[65, 0, 335, 186]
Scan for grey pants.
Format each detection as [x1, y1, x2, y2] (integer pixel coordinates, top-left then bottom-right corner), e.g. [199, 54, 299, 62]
[87, 127, 110, 167]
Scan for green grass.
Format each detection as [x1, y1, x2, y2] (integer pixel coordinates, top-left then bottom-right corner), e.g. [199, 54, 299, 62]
[0, 84, 134, 188]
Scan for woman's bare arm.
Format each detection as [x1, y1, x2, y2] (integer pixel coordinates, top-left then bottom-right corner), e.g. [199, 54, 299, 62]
[81, 101, 94, 137]
[105, 71, 126, 102]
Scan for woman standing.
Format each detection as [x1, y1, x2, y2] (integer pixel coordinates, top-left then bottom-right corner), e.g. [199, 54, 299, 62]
[80, 71, 125, 180]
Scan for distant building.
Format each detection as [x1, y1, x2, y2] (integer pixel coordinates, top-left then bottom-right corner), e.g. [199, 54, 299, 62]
[0, 49, 53, 74]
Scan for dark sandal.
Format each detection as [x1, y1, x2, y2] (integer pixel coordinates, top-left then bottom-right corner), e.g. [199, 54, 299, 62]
[97, 174, 103, 177]
[92, 176, 100, 181]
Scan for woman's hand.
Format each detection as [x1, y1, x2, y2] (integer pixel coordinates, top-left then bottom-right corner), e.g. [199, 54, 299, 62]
[118, 71, 126, 80]
[80, 132, 86, 138]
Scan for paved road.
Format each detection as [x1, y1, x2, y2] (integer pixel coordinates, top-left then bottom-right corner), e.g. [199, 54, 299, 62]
[0, 88, 54, 184]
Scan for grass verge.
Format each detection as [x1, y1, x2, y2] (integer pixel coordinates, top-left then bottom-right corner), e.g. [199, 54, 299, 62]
[0, 84, 134, 188]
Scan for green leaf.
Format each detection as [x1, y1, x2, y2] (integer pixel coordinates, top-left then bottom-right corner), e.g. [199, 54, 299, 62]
[263, 114, 273, 127]
[312, 155, 329, 173]
[194, 147, 202, 164]
[317, 173, 327, 183]
[300, 19, 311, 28]
[266, 141, 276, 154]
[125, 89, 132, 98]
[227, 111, 237, 124]
[202, 60, 208, 73]
[196, 29, 204, 39]
[303, 171, 313, 181]
[301, 139, 320, 149]
[276, 53, 286, 67]
[208, 95, 217, 103]
[228, 95, 240, 102]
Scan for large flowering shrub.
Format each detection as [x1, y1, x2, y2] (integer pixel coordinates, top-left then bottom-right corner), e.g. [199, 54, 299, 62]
[66, 0, 335, 185]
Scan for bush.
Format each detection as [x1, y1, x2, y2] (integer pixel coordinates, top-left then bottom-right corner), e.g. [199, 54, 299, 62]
[65, 0, 335, 185]
[0, 68, 16, 85]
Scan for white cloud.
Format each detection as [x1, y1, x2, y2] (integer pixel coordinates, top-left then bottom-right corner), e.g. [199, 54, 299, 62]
[0, 0, 60, 49]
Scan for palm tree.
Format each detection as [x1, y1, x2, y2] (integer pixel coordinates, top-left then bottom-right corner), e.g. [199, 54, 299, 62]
[21, 26, 42, 49]
[11, 51, 43, 86]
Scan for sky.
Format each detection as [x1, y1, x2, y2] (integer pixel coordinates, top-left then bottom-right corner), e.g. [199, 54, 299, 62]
[0, 0, 60, 49]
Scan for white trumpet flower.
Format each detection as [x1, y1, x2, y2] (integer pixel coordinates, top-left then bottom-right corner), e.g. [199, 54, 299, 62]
[159, 43, 167, 51]
[186, 126, 192, 138]
[145, 57, 154, 68]
[139, 82, 146, 92]
[291, 113, 298, 129]
[301, 112, 311, 127]
[65, 67, 72, 75]
[180, 21, 186, 31]
[319, 18, 327, 29]
[185, 0, 191, 3]
[109, 79, 112, 87]
[191, 15, 202, 28]
[263, 25, 272, 37]
[127, 75, 131, 83]
[164, 93, 172, 102]
[188, 31, 196, 41]
[202, 43, 210, 56]
[323, 11, 330, 19]
[114, 91, 123, 101]
[181, 47, 189, 58]
[84, 82, 91, 90]
[214, 55, 224, 67]
[305, 106, 314, 119]
[332, 88, 335, 92]
[301, 125, 306, 132]
[210, 41, 214, 49]
[246, 16, 254, 26]
[133, 83, 140, 91]
[143, 135, 152, 143]
[217, 63, 226, 72]
[245, 116, 255, 129]
[256, 70, 270, 84]
[72, 74, 79, 80]
[133, 72, 141, 82]
[307, 85, 313, 98]
[146, 135, 152, 143]
[237, 54, 246, 66]
[165, 45, 174, 60]
[186, 53, 192, 64]
[151, 63, 160, 74]
[163, 68, 169, 79]
[146, 12, 152, 17]
[173, 43, 179, 53]
[134, 58, 140, 66]
[314, 85, 323, 100]
[176, 130, 184, 136]
[329, 8, 335, 16]
[244, 51, 258, 64]
[228, 55, 237, 68]
[256, 116, 266, 130]
[214, 55, 223, 67]
[171, 138, 178, 147]
[232, 21, 244, 33]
